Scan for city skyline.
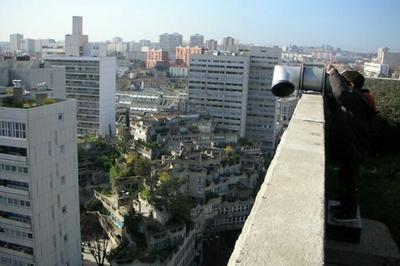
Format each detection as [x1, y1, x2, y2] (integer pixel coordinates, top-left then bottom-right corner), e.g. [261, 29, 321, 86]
[1, 0, 399, 53]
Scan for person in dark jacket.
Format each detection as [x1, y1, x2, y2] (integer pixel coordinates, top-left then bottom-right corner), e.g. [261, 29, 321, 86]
[326, 65, 373, 222]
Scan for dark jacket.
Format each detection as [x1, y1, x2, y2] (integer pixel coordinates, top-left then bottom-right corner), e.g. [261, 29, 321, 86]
[327, 70, 372, 163]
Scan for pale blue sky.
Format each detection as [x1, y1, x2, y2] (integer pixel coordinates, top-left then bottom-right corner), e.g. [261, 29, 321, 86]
[1, 0, 399, 52]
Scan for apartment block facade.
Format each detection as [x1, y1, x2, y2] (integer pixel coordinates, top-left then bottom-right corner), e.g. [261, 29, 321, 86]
[176, 46, 204, 67]
[190, 34, 204, 48]
[188, 47, 282, 152]
[45, 56, 116, 136]
[205, 39, 218, 51]
[245, 46, 282, 151]
[0, 97, 81, 266]
[188, 52, 249, 137]
[146, 49, 169, 69]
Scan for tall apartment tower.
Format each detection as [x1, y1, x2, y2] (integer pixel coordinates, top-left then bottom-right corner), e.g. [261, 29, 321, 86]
[159, 33, 183, 59]
[190, 34, 204, 48]
[45, 56, 116, 136]
[10, 34, 24, 52]
[245, 46, 282, 152]
[205, 39, 218, 51]
[188, 47, 282, 152]
[65, 16, 88, 56]
[188, 52, 249, 137]
[223, 37, 237, 52]
[0, 92, 81, 265]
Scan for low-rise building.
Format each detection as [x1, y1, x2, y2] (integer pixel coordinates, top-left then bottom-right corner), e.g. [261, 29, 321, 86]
[169, 64, 188, 77]
[176, 46, 204, 67]
[146, 49, 169, 69]
[364, 62, 389, 77]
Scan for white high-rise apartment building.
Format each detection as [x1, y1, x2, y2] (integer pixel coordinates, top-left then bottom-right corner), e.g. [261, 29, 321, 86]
[205, 39, 218, 51]
[188, 52, 249, 137]
[10, 34, 24, 52]
[159, 33, 183, 58]
[190, 34, 204, 48]
[0, 93, 81, 266]
[222, 37, 238, 52]
[65, 16, 88, 56]
[245, 46, 282, 152]
[45, 56, 116, 136]
[188, 47, 282, 152]
[22, 39, 35, 54]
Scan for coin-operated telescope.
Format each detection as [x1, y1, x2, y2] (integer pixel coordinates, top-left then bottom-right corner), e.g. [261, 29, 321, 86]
[271, 64, 332, 97]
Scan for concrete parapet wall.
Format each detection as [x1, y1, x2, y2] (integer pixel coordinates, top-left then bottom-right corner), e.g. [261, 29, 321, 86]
[228, 95, 325, 266]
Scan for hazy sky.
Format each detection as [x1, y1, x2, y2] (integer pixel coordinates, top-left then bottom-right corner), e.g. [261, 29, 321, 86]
[1, 0, 399, 52]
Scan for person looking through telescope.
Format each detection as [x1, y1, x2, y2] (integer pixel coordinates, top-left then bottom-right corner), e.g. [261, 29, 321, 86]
[326, 64, 376, 222]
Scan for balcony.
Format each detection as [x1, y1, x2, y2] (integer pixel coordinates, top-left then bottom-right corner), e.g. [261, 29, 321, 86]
[0, 185, 29, 197]
[228, 95, 400, 265]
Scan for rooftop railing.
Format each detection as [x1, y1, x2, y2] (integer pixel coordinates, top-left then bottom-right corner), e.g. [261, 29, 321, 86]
[228, 94, 325, 265]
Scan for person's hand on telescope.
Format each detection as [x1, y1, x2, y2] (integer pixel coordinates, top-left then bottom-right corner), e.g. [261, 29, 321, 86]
[326, 64, 336, 75]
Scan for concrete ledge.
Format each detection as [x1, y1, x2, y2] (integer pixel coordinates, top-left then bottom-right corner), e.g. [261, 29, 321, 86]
[228, 95, 325, 266]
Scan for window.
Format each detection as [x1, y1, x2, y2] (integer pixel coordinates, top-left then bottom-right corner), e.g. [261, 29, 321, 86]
[59, 145, 64, 154]
[56, 163, 59, 177]
[0, 121, 26, 139]
[60, 176, 66, 184]
[57, 194, 60, 207]
[53, 234, 57, 248]
[58, 113, 64, 120]
[61, 206, 67, 214]
[0, 196, 30, 208]
[48, 141, 52, 156]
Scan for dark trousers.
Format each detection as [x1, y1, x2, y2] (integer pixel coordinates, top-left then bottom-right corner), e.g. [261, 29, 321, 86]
[339, 161, 360, 217]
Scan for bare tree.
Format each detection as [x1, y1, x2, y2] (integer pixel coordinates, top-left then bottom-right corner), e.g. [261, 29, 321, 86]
[81, 212, 110, 266]
[85, 237, 110, 266]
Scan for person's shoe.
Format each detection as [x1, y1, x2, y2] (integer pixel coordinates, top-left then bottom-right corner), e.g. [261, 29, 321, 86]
[331, 212, 357, 223]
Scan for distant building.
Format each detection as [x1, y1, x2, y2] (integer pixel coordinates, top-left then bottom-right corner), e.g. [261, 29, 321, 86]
[176, 46, 204, 66]
[139, 39, 151, 47]
[222, 36, 238, 52]
[34, 39, 55, 53]
[22, 39, 35, 54]
[312, 50, 333, 61]
[364, 62, 389, 77]
[83, 42, 107, 57]
[188, 52, 249, 137]
[116, 87, 186, 115]
[245, 46, 282, 152]
[3, 58, 66, 98]
[0, 87, 81, 266]
[190, 34, 204, 48]
[9, 33, 24, 52]
[205, 39, 218, 51]
[188, 47, 282, 152]
[159, 33, 183, 59]
[146, 49, 169, 69]
[46, 56, 116, 136]
[65, 16, 88, 56]
[108, 37, 126, 55]
[378, 47, 400, 73]
[41, 41, 65, 57]
[169, 64, 188, 77]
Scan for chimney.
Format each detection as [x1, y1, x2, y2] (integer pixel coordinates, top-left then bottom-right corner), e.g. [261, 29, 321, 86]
[35, 82, 49, 105]
[12, 80, 24, 103]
